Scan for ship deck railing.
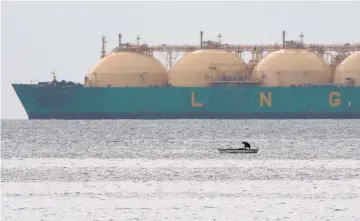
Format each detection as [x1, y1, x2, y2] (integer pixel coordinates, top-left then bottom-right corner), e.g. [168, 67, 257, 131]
[10, 80, 360, 88]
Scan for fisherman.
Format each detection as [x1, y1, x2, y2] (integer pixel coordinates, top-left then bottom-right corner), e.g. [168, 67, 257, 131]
[242, 141, 251, 149]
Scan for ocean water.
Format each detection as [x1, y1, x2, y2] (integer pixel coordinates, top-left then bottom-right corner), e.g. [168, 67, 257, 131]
[1, 119, 360, 221]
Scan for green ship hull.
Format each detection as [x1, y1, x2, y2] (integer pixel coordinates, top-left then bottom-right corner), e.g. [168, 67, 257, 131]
[12, 83, 360, 119]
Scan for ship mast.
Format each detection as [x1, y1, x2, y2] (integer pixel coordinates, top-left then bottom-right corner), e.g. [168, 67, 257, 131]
[282, 31, 286, 48]
[118, 33, 122, 49]
[299, 32, 305, 44]
[101, 35, 107, 58]
[217, 33, 222, 45]
[136, 34, 141, 52]
[51, 71, 57, 82]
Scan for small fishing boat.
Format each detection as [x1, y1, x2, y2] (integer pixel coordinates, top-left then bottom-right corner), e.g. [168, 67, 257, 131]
[217, 148, 259, 154]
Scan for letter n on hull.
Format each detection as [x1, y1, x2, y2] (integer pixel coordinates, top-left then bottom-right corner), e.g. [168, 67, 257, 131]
[260, 92, 272, 107]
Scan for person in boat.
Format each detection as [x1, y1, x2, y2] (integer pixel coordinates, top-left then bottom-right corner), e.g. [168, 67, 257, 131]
[241, 141, 251, 149]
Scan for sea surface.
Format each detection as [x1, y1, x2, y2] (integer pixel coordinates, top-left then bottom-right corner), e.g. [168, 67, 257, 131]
[1, 119, 360, 221]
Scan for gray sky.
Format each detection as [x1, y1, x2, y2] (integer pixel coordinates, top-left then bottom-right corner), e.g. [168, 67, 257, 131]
[2, 1, 360, 119]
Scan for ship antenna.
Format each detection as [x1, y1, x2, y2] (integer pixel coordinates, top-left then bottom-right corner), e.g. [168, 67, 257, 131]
[101, 35, 107, 58]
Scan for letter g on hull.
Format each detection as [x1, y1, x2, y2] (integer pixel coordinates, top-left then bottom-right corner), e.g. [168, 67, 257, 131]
[329, 92, 341, 107]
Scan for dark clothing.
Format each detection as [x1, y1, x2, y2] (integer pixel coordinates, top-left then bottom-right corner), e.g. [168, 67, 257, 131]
[242, 141, 251, 149]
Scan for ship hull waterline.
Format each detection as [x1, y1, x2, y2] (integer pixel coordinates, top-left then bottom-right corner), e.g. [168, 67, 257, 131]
[25, 112, 360, 120]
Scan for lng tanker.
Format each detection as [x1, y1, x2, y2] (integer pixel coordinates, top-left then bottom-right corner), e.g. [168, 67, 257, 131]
[12, 31, 360, 119]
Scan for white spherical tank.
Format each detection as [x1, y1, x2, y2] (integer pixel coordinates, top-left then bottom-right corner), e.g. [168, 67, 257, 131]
[85, 52, 167, 87]
[251, 49, 331, 86]
[333, 51, 360, 85]
[168, 49, 247, 87]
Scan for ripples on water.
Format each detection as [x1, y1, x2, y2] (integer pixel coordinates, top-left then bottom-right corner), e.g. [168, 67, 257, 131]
[1, 119, 360, 220]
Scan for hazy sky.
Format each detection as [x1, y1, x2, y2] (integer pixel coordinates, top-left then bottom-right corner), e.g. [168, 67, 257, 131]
[2, 1, 360, 119]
